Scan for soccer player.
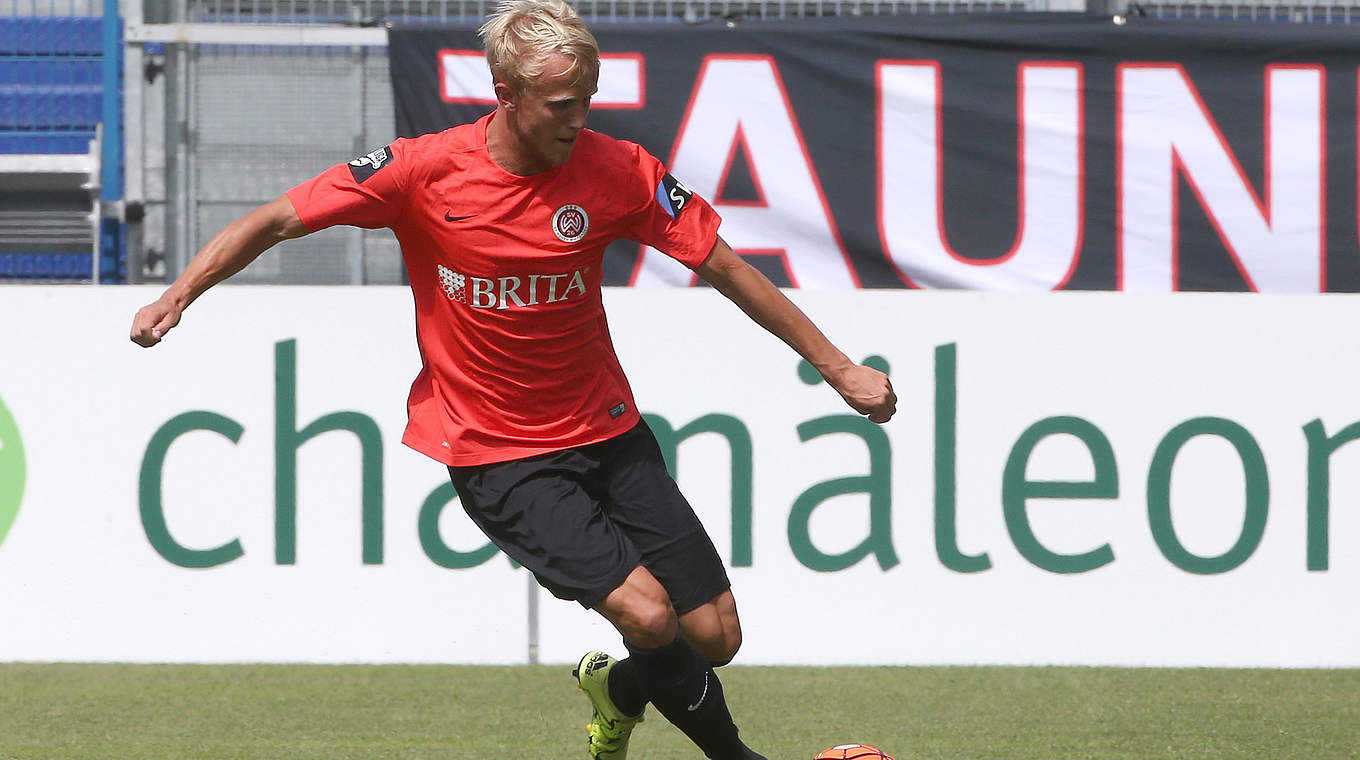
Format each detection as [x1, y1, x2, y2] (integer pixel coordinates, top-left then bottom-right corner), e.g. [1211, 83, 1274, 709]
[130, 1, 896, 758]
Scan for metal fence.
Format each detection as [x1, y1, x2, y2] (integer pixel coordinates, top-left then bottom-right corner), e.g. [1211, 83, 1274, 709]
[0, 0, 102, 14]
[153, 43, 403, 284]
[4, 0, 1358, 284]
[135, 0, 1090, 286]
[142, 0, 1081, 22]
[1131, 1, 1359, 20]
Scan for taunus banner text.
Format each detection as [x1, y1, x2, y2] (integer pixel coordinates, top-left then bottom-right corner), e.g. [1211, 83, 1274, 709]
[389, 15, 1360, 291]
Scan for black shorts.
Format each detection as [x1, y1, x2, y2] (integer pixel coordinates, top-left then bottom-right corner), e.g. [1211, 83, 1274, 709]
[447, 420, 731, 614]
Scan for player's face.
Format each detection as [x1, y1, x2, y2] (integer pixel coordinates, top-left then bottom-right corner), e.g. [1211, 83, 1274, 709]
[507, 52, 596, 172]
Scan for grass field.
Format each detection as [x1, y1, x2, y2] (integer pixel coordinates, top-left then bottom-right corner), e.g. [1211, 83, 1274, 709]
[1, 664, 1357, 760]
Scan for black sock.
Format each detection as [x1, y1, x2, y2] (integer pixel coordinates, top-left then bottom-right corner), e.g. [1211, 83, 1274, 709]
[606, 657, 647, 718]
[624, 635, 767, 760]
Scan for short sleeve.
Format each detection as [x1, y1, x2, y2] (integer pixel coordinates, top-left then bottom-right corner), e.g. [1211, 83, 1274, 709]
[623, 144, 722, 269]
[285, 140, 411, 232]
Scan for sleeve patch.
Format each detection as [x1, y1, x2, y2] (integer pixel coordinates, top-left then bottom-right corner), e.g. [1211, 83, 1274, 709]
[348, 145, 394, 183]
[655, 172, 694, 219]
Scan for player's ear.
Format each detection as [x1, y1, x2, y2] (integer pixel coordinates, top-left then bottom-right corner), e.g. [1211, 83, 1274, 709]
[494, 80, 518, 111]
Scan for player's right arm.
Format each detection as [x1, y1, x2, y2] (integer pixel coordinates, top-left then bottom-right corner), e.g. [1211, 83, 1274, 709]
[129, 195, 308, 348]
[131, 140, 410, 348]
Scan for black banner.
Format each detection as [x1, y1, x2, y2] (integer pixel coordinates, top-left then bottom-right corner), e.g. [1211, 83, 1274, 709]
[389, 14, 1360, 291]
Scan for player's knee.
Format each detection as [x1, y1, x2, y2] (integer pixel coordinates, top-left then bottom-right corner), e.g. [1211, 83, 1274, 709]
[723, 625, 744, 663]
[711, 624, 742, 666]
[599, 565, 681, 647]
[688, 621, 742, 666]
[622, 598, 678, 648]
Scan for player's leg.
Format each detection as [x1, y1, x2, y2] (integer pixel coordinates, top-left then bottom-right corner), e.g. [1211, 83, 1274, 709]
[580, 421, 766, 760]
[587, 588, 740, 738]
[579, 587, 741, 737]
[591, 567, 764, 760]
[581, 564, 670, 722]
[446, 451, 649, 760]
[677, 589, 742, 667]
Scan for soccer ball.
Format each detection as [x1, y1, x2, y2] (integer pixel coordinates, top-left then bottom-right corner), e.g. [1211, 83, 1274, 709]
[814, 744, 895, 760]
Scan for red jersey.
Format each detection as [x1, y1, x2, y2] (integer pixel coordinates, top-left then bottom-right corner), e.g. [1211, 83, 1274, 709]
[285, 113, 722, 466]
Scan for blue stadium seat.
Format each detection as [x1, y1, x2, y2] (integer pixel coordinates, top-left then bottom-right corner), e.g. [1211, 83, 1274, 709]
[0, 133, 93, 154]
[0, 18, 30, 55]
[0, 21, 105, 143]
[0, 16, 106, 280]
[35, 85, 104, 129]
[0, 16, 103, 56]
[0, 253, 90, 280]
[70, 17, 104, 56]
[71, 59, 102, 85]
[0, 60, 22, 85]
[0, 59, 101, 88]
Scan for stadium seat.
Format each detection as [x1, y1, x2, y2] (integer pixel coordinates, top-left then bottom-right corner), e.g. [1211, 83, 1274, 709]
[0, 133, 102, 282]
[0, 16, 105, 281]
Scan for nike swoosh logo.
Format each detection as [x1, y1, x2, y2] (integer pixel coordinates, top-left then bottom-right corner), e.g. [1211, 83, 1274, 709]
[686, 673, 709, 711]
[445, 213, 475, 222]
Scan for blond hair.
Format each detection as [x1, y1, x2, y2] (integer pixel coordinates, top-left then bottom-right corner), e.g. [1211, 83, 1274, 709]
[479, 0, 600, 93]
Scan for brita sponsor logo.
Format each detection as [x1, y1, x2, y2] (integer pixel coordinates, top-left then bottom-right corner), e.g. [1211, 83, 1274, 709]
[0, 391, 26, 551]
[438, 264, 589, 310]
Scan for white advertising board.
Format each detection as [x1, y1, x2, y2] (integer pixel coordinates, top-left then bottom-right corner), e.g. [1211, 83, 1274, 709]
[0, 286, 1356, 666]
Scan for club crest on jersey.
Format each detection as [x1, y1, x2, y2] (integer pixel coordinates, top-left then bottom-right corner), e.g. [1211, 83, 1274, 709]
[552, 204, 589, 243]
[348, 145, 393, 183]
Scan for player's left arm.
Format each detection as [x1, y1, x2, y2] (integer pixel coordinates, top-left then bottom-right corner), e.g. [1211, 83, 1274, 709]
[694, 236, 896, 424]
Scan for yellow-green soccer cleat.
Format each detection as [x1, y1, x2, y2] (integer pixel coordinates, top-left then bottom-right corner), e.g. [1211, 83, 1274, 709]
[573, 650, 644, 760]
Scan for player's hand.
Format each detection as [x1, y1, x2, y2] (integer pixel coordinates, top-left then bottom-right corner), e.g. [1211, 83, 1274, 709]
[828, 364, 897, 423]
[129, 297, 183, 348]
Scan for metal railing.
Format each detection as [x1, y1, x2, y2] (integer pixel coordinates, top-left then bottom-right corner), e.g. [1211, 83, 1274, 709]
[131, 0, 1089, 286]
[6, 0, 1360, 283]
[0, 0, 102, 14]
[137, 0, 1082, 23]
[1131, 1, 1359, 21]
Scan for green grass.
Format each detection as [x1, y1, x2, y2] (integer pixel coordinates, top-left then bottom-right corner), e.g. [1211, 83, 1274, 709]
[0, 664, 1356, 759]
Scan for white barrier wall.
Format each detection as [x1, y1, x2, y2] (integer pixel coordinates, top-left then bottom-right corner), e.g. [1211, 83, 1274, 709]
[0, 286, 1357, 666]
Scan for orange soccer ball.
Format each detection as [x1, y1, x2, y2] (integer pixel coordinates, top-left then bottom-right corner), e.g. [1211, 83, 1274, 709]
[814, 744, 895, 760]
